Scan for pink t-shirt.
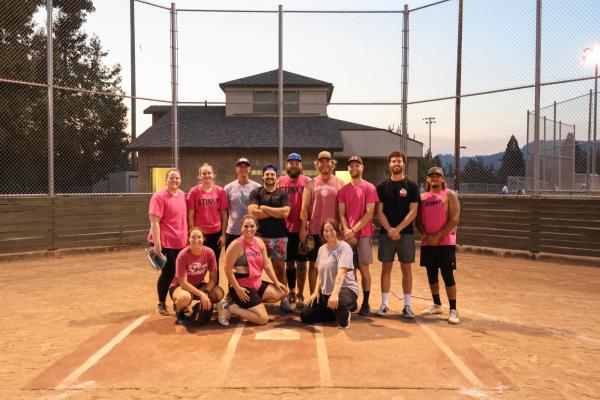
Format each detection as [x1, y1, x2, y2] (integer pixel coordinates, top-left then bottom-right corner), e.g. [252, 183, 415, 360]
[277, 175, 310, 233]
[308, 175, 342, 235]
[187, 185, 229, 234]
[420, 189, 457, 246]
[169, 246, 217, 288]
[337, 180, 379, 238]
[147, 189, 188, 249]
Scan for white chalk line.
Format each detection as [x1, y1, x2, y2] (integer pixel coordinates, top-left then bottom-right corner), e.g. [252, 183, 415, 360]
[55, 315, 148, 390]
[314, 324, 333, 387]
[218, 323, 245, 387]
[391, 289, 485, 389]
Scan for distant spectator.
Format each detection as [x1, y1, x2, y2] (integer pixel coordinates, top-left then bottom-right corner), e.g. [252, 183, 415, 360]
[580, 184, 587, 193]
[501, 185, 509, 195]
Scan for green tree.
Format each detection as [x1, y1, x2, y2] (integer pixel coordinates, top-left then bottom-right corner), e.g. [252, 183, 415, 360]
[497, 135, 525, 184]
[462, 157, 498, 184]
[0, 1, 130, 193]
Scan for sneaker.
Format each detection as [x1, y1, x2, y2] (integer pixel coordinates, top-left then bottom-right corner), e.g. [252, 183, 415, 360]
[296, 293, 305, 309]
[422, 303, 444, 315]
[280, 297, 294, 313]
[402, 305, 415, 319]
[175, 311, 188, 326]
[448, 309, 460, 324]
[217, 301, 231, 326]
[349, 302, 358, 313]
[289, 291, 296, 304]
[358, 302, 371, 316]
[339, 310, 352, 329]
[156, 302, 169, 316]
[376, 304, 390, 316]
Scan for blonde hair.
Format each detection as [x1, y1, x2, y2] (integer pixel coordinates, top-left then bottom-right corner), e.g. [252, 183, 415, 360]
[165, 168, 181, 179]
[314, 158, 337, 169]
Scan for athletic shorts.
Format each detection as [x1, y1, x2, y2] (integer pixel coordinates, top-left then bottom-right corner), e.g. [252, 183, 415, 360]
[350, 236, 373, 266]
[262, 237, 288, 261]
[306, 234, 322, 262]
[378, 233, 415, 263]
[286, 232, 308, 262]
[168, 282, 209, 301]
[419, 245, 457, 269]
[229, 280, 271, 309]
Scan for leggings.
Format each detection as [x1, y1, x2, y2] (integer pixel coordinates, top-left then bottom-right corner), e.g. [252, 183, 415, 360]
[203, 232, 222, 283]
[425, 265, 456, 287]
[157, 247, 182, 303]
[300, 287, 358, 326]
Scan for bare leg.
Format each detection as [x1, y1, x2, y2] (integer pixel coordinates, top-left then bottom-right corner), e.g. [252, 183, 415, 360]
[229, 303, 269, 325]
[308, 261, 318, 294]
[358, 264, 371, 291]
[296, 261, 307, 298]
[380, 261, 393, 293]
[400, 263, 412, 296]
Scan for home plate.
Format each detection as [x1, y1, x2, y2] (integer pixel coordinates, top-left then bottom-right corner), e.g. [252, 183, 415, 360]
[255, 328, 300, 341]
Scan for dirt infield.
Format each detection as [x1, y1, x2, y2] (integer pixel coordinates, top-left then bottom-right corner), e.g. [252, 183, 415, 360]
[1, 248, 599, 399]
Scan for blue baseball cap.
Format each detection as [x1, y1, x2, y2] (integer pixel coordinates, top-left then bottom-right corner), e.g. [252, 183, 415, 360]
[287, 152, 302, 161]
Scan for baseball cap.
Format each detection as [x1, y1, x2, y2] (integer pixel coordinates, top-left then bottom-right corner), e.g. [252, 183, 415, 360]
[427, 166, 444, 176]
[236, 157, 251, 166]
[347, 155, 363, 165]
[262, 164, 278, 174]
[317, 151, 332, 160]
[287, 152, 302, 161]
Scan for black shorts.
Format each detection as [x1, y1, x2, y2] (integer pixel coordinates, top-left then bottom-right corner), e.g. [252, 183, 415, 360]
[306, 234, 322, 262]
[286, 232, 308, 262]
[168, 282, 209, 300]
[420, 245, 457, 269]
[229, 280, 271, 309]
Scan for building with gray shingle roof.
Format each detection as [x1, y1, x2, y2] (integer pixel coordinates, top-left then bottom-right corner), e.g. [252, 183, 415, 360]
[128, 70, 422, 191]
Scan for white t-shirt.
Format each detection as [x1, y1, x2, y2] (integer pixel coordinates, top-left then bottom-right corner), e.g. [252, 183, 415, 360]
[224, 179, 261, 235]
[315, 241, 359, 296]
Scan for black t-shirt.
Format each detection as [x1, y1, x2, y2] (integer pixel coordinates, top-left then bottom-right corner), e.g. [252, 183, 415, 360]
[376, 177, 420, 235]
[248, 187, 290, 238]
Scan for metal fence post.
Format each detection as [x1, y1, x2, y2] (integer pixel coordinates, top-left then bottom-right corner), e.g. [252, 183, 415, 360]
[170, 2, 179, 169]
[526, 109, 530, 192]
[454, 0, 463, 192]
[587, 89, 592, 190]
[543, 116, 546, 189]
[533, 0, 542, 196]
[401, 4, 409, 153]
[47, 0, 54, 197]
[130, 0, 137, 144]
[558, 120, 562, 189]
[278, 5, 284, 172]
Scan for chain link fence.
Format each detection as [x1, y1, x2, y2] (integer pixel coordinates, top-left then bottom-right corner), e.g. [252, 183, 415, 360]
[0, 0, 599, 196]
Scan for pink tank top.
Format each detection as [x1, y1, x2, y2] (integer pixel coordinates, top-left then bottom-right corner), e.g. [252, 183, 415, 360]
[420, 189, 456, 246]
[235, 237, 263, 290]
[308, 175, 340, 235]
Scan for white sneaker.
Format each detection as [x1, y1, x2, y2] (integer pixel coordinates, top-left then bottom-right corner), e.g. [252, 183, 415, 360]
[422, 303, 443, 315]
[448, 309, 460, 324]
[217, 301, 231, 326]
[376, 304, 390, 316]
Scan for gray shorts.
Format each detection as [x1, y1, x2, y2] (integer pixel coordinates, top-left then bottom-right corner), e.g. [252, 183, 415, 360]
[351, 236, 373, 266]
[378, 233, 415, 263]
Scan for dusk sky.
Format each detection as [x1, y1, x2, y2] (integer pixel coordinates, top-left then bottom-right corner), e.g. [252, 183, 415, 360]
[78, 0, 600, 156]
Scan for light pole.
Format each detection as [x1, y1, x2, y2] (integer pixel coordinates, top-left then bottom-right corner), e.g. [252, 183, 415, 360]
[583, 45, 599, 186]
[423, 117, 436, 155]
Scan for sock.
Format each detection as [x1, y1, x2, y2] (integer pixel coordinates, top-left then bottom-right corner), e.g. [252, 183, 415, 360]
[381, 292, 389, 306]
[449, 299, 457, 310]
[286, 267, 296, 289]
[363, 291, 370, 304]
[404, 293, 411, 306]
[433, 294, 441, 306]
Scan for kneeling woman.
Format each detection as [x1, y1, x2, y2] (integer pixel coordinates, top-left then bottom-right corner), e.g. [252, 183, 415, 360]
[300, 218, 358, 329]
[169, 227, 224, 325]
[220, 215, 288, 325]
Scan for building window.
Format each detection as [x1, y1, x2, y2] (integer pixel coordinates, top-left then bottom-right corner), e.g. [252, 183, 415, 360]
[253, 91, 299, 113]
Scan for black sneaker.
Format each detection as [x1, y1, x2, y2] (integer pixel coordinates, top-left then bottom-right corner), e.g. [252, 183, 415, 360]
[288, 291, 296, 304]
[339, 311, 351, 329]
[175, 311, 188, 325]
[349, 302, 358, 313]
[358, 302, 371, 316]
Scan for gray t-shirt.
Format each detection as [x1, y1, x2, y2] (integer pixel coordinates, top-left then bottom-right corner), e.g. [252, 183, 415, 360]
[224, 179, 261, 235]
[316, 241, 359, 296]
